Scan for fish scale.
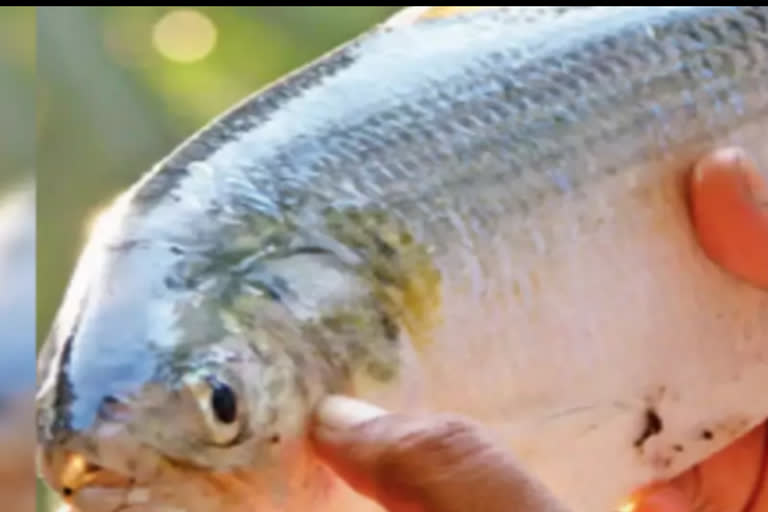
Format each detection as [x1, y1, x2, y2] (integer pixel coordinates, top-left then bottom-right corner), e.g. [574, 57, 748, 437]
[37, 6, 768, 512]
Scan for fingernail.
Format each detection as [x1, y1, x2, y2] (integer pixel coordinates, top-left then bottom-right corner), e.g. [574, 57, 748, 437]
[693, 147, 747, 182]
[316, 395, 388, 431]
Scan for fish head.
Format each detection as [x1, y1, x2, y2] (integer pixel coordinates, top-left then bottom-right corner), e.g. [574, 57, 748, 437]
[35, 198, 382, 511]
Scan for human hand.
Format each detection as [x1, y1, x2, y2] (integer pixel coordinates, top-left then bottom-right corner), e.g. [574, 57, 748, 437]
[311, 395, 571, 512]
[629, 422, 767, 512]
[631, 147, 768, 511]
[310, 396, 766, 512]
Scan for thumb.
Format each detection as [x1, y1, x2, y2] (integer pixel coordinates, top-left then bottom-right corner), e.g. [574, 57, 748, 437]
[310, 395, 571, 512]
[690, 146, 768, 289]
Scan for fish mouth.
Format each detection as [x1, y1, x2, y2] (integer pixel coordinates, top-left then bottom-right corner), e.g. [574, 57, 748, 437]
[40, 445, 240, 512]
[52, 467, 152, 512]
[38, 448, 146, 511]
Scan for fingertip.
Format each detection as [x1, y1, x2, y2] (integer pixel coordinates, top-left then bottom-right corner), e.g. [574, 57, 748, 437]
[313, 395, 388, 437]
[690, 146, 768, 289]
[309, 396, 394, 505]
[692, 147, 750, 184]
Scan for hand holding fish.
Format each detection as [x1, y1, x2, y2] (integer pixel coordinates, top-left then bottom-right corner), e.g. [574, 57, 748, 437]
[311, 148, 768, 512]
[632, 148, 768, 512]
[312, 398, 766, 512]
[311, 395, 572, 512]
[631, 422, 767, 512]
[53, 407, 768, 512]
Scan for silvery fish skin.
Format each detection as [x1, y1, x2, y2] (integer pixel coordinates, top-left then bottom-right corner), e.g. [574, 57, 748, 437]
[36, 6, 768, 512]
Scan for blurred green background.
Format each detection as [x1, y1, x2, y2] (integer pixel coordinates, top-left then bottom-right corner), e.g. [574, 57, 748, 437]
[0, 6, 35, 512]
[0, 7, 34, 188]
[36, 6, 401, 510]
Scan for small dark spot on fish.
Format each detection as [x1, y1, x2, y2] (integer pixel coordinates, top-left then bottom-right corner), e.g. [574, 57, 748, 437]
[170, 246, 184, 255]
[635, 408, 663, 449]
[673, 444, 684, 453]
[372, 235, 396, 259]
[701, 429, 714, 440]
[63, 487, 73, 497]
[270, 434, 280, 444]
[380, 312, 399, 341]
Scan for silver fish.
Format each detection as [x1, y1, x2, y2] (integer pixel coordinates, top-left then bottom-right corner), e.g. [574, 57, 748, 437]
[37, 6, 768, 512]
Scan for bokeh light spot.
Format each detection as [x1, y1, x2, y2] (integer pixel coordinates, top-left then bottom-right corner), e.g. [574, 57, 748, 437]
[152, 10, 217, 63]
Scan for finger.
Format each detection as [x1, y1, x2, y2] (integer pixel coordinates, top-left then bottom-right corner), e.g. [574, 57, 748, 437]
[630, 423, 768, 512]
[690, 147, 768, 289]
[311, 395, 570, 512]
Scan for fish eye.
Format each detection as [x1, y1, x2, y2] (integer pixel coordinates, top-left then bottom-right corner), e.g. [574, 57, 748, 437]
[183, 374, 241, 445]
[210, 380, 237, 424]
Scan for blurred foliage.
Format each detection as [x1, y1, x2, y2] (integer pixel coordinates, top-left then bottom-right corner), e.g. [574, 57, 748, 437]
[36, 6, 401, 511]
[0, 7, 34, 187]
[0, 7, 36, 512]
[0, 5, 35, 378]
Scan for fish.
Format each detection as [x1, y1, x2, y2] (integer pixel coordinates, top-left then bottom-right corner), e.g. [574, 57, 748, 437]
[36, 6, 768, 512]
